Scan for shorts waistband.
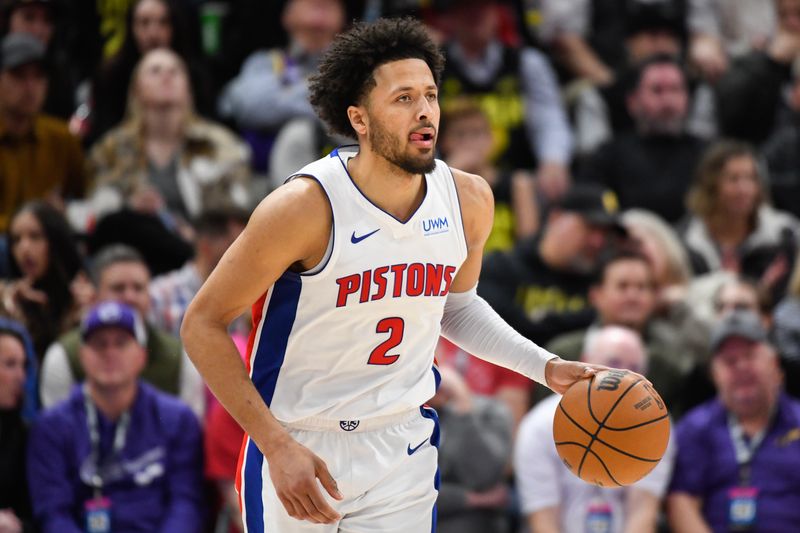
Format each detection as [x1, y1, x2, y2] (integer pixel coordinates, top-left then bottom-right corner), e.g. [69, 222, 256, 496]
[283, 408, 420, 433]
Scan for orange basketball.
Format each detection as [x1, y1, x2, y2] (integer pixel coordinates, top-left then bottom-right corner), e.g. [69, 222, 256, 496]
[552, 369, 670, 487]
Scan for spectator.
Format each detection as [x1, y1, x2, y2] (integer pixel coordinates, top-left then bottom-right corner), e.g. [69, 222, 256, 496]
[1, 201, 91, 360]
[516, 325, 675, 533]
[762, 58, 800, 219]
[668, 310, 800, 533]
[1, 0, 80, 120]
[88, 48, 250, 241]
[428, 366, 513, 533]
[578, 54, 706, 224]
[0, 320, 33, 533]
[713, 275, 772, 325]
[84, 0, 210, 145]
[40, 244, 204, 418]
[218, 0, 346, 172]
[714, 0, 800, 145]
[0, 32, 86, 233]
[530, 0, 685, 86]
[681, 140, 800, 302]
[149, 208, 247, 336]
[439, 0, 572, 197]
[687, 0, 777, 83]
[27, 301, 204, 533]
[479, 184, 627, 346]
[545, 251, 706, 417]
[438, 100, 538, 253]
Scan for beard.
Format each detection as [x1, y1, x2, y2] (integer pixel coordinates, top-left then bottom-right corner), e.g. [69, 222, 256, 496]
[368, 117, 436, 175]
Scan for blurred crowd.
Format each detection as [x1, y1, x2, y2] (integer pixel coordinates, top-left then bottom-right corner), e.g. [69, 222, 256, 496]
[2, 0, 800, 532]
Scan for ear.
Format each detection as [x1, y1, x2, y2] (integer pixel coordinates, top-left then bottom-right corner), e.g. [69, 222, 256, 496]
[347, 105, 368, 137]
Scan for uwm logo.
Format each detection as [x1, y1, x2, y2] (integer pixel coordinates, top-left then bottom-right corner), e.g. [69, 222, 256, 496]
[423, 217, 449, 236]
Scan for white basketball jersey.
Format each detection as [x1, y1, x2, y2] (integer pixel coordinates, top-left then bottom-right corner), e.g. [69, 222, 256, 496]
[246, 146, 468, 422]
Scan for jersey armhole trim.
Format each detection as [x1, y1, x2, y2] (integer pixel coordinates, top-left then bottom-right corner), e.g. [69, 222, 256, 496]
[284, 174, 336, 277]
[447, 166, 470, 261]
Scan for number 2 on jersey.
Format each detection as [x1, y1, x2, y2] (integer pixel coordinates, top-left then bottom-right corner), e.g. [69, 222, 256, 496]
[368, 317, 405, 365]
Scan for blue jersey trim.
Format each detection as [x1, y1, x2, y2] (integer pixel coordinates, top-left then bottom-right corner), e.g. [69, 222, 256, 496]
[243, 439, 265, 533]
[334, 146, 430, 225]
[420, 405, 441, 532]
[252, 272, 302, 406]
[446, 166, 469, 258]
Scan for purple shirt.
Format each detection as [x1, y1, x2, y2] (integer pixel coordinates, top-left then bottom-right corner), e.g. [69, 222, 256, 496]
[669, 393, 800, 533]
[27, 382, 203, 533]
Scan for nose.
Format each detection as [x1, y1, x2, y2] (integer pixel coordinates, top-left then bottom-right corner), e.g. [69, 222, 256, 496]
[417, 97, 435, 122]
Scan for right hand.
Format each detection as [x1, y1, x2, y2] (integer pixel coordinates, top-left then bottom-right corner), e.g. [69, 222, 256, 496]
[266, 436, 343, 524]
[2, 279, 48, 316]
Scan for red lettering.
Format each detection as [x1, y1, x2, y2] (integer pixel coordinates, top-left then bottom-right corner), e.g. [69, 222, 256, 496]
[424, 264, 444, 296]
[335, 274, 360, 307]
[372, 266, 389, 301]
[406, 263, 424, 297]
[390, 264, 407, 297]
[359, 269, 372, 303]
[441, 265, 457, 295]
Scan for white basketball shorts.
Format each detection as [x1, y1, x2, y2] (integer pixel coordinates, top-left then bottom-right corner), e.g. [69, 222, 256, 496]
[238, 406, 441, 532]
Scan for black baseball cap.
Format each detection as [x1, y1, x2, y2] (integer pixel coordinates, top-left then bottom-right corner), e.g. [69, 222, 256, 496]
[0, 32, 45, 70]
[555, 185, 627, 233]
[710, 310, 768, 354]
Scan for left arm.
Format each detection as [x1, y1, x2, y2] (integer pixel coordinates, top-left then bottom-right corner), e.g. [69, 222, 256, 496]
[442, 169, 600, 392]
[159, 409, 204, 533]
[622, 489, 660, 533]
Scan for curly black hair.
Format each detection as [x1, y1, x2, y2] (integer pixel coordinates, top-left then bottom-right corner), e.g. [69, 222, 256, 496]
[309, 17, 445, 139]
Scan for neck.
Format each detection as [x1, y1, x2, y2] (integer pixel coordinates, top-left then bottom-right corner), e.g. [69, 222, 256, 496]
[708, 214, 751, 247]
[347, 148, 426, 221]
[1, 109, 34, 137]
[142, 105, 185, 142]
[87, 381, 137, 421]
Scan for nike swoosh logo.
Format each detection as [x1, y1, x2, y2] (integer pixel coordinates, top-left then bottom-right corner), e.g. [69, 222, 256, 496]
[351, 229, 380, 244]
[407, 439, 427, 456]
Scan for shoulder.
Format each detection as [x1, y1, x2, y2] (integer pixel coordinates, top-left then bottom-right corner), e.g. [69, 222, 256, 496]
[449, 167, 494, 244]
[31, 388, 81, 434]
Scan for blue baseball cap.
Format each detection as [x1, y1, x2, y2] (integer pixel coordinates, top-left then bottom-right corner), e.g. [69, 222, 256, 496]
[81, 301, 147, 345]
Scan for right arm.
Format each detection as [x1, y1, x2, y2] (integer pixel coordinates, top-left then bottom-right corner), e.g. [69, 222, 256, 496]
[667, 493, 713, 533]
[530, 508, 561, 533]
[181, 178, 342, 524]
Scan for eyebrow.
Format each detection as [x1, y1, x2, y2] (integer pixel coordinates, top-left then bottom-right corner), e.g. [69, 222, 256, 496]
[391, 85, 438, 94]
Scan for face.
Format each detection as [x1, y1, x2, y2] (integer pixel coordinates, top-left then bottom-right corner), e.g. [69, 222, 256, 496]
[450, 2, 498, 50]
[712, 338, 783, 419]
[716, 155, 760, 219]
[584, 330, 647, 374]
[80, 328, 146, 391]
[199, 222, 246, 270]
[714, 282, 760, 318]
[283, 0, 344, 54]
[133, 0, 172, 53]
[97, 262, 151, 315]
[0, 334, 26, 409]
[628, 63, 688, 135]
[357, 58, 439, 175]
[9, 210, 48, 281]
[0, 62, 47, 117]
[626, 30, 681, 63]
[779, 0, 800, 33]
[9, 4, 54, 45]
[545, 212, 610, 274]
[135, 49, 190, 109]
[591, 259, 656, 330]
[439, 111, 493, 166]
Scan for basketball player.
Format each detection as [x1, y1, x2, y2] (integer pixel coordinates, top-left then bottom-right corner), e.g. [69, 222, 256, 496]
[181, 17, 609, 532]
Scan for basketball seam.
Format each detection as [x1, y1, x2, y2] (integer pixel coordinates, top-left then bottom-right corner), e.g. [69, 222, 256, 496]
[552, 441, 624, 487]
[556, 404, 665, 462]
[577, 377, 643, 480]
[601, 413, 670, 431]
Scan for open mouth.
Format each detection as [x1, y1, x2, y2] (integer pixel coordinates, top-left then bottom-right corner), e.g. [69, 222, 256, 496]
[410, 128, 435, 148]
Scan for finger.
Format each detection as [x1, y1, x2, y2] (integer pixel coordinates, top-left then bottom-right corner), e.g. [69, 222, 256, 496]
[277, 493, 301, 521]
[316, 460, 344, 500]
[291, 492, 323, 524]
[306, 479, 342, 523]
[302, 493, 334, 524]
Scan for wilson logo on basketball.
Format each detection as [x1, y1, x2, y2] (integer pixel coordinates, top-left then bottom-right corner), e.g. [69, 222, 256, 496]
[596, 370, 628, 391]
[633, 397, 652, 411]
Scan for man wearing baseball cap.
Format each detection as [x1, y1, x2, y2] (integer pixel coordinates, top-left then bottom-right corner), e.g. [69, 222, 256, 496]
[0, 30, 85, 234]
[479, 184, 629, 346]
[27, 301, 203, 532]
[668, 310, 800, 532]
